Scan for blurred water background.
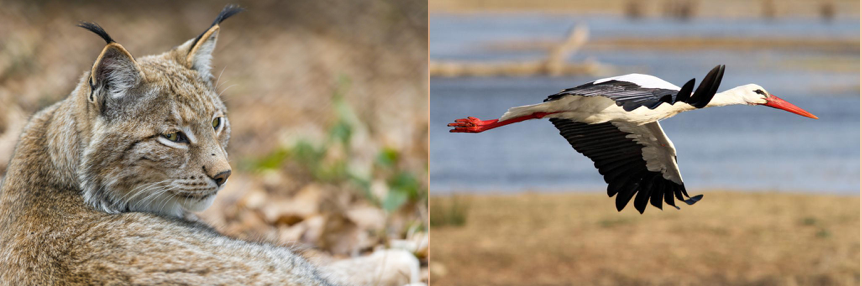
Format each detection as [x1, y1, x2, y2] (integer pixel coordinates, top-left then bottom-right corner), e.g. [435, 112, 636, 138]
[431, 13, 860, 194]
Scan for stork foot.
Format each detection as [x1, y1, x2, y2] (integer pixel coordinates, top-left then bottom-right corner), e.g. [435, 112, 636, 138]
[448, 117, 498, 133]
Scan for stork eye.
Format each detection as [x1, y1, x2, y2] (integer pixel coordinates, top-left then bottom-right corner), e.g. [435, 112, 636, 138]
[162, 132, 188, 143]
[754, 89, 766, 96]
[212, 117, 221, 130]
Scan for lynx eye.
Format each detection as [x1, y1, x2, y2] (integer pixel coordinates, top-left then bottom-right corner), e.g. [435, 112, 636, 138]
[212, 117, 221, 130]
[162, 132, 187, 143]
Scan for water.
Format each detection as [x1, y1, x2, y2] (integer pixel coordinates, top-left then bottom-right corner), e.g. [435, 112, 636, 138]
[431, 14, 860, 60]
[430, 14, 860, 194]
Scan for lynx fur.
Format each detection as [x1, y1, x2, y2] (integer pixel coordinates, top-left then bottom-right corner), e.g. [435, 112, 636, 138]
[0, 5, 338, 285]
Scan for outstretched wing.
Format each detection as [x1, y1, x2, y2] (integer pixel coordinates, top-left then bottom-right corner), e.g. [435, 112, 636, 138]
[545, 65, 725, 111]
[549, 119, 702, 213]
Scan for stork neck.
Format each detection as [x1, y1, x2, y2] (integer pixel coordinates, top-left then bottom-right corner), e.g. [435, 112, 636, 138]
[704, 88, 748, 108]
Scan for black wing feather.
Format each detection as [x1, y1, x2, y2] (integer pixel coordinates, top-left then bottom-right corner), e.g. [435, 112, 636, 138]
[545, 65, 724, 111]
[675, 78, 695, 103]
[633, 174, 656, 213]
[649, 180, 665, 210]
[688, 65, 725, 108]
[550, 119, 701, 213]
[545, 80, 683, 112]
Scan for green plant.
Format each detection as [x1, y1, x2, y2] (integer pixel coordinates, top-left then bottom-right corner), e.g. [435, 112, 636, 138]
[246, 75, 427, 214]
[430, 195, 469, 227]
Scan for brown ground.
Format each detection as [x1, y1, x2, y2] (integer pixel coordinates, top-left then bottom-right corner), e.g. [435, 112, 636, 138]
[430, 191, 860, 286]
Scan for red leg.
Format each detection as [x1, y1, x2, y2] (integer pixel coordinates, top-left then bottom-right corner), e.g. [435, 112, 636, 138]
[448, 112, 559, 133]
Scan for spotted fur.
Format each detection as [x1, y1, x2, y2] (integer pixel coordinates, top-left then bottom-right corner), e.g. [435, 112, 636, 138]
[0, 5, 337, 285]
[79, 50, 233, 217]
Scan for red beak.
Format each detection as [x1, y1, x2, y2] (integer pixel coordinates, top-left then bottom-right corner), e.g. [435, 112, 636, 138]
[762, 94, 818, 119]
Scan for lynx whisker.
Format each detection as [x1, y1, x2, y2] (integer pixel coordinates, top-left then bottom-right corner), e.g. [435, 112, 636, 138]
[215, 65, 228, 89]
[150, 190, 176, 215]
[218, 84, 237, 98]
[128, 181, 174, 211]
[120, 180, 167, 202]
[152, 189, 173, 215]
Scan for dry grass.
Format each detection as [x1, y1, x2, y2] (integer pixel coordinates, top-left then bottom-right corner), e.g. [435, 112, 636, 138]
[430, 191, 860, 286]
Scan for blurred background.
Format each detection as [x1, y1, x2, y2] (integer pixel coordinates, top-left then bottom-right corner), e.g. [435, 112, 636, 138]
[0, 0, 427, 284]
[430, 0, 859, 285]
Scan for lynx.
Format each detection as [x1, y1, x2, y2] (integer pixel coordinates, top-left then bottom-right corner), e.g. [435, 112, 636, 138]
[0, 5, 338, 285]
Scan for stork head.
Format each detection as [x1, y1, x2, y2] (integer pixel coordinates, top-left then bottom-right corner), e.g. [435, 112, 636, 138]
[736, 84, 818, 119]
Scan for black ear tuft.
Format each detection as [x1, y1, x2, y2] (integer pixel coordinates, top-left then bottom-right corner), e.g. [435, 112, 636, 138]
[210, 4, 245, 27]
[77, 22, 115, 44]
[190, 4, 244, 51]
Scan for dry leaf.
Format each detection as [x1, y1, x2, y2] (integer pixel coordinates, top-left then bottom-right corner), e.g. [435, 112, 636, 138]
[346, 206, 386, 231]
[260, 184, 321, 225]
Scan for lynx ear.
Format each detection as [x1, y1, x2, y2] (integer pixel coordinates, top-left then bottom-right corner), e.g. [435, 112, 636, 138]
[79, 22, 142, 103]
[181, 5, 244, 80]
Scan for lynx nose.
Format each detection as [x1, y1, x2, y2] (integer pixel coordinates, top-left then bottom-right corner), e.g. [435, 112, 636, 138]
[210, 170, 231, 187]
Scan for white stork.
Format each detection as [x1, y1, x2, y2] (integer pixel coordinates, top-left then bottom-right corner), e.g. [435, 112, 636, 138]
[447, 65, 818, 213]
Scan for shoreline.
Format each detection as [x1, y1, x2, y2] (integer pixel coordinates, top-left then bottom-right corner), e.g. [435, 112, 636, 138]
[431, 191, 860, 285]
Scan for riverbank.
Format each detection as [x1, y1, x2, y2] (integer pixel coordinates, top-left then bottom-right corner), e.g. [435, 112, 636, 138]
[430, 191, 860, 285]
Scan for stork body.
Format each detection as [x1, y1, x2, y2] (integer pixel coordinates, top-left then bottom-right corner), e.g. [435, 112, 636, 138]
[448, 65, 818, 213]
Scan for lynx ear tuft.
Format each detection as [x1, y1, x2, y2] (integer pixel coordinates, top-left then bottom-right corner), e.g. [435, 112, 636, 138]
[78, 22, 115, 44]
[184, 4, 244, 79]
[80, 23, 142, 103]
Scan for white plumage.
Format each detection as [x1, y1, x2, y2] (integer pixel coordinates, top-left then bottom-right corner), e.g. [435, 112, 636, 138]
[594, 73, 680, 90]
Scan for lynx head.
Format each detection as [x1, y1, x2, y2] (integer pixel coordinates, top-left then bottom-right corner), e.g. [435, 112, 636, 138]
[77, 5, 243, 217]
